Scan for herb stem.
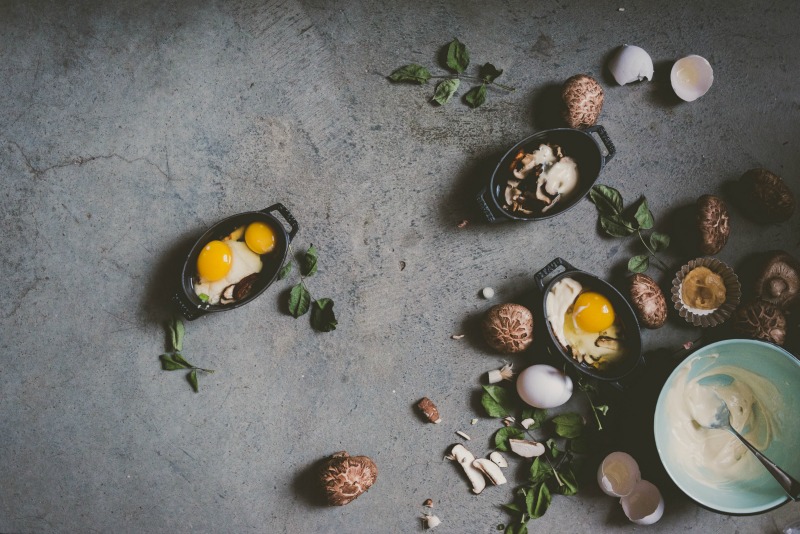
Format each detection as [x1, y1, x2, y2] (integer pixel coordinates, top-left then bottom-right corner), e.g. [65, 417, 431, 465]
[585, 391, 603, 430]
[545, 455, 563, 487]
[636, 230, 670, 271]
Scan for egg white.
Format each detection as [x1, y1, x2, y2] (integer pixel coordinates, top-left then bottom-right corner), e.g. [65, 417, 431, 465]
[194, 240, 263, 304]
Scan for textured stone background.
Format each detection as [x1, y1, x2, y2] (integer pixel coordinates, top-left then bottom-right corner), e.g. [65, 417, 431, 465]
[1, 0, 798, 532]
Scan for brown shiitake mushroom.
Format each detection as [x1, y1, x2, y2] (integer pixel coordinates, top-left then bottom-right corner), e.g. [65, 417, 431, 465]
[740, 168, 795, 223]
[481, 303, 534, 353]
[696, 194, 730, 255]
[562, 74, 604, 129]
[755, 251, 800, 310]
[733, 300, 787, 346]
[629, 273, 667, 329]
[319, 451, 377, 506]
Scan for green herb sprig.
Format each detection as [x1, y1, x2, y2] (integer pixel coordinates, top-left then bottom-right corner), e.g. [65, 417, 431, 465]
[278, 244, 338, 332]
[160, 317, 214, 392]
[588, 185, 671, 274]
[388, 38, 514, 108]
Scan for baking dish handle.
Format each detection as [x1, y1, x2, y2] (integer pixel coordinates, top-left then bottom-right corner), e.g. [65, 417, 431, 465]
[586, 125, 616, 164]
[262, 203, 299, 242]
[172, 291, 207, 321]
[534, 257, 577, 292]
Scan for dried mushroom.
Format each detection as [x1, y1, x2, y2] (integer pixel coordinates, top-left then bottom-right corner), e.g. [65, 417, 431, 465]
[739, 168, 795, 223]
[416, 397, 441, 424]
[502, 143, 579, 216]
[629, 274, 667, 329]
[319, 451, 377, 506]
[696, 195, 730, 255]
[755, 252, 800, 310]
[481, 303, 534, 353]
[733, 300, 787, 346]
[562, 74, 604, 129]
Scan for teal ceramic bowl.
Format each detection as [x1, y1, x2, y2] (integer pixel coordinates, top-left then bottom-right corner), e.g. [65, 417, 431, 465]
[654, 339, 800, 514]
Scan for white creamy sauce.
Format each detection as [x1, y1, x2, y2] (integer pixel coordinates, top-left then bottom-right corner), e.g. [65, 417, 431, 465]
[664, 355, 782, 486]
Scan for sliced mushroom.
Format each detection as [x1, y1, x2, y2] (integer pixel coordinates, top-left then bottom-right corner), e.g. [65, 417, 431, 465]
[734, 300, 787, 346]
[755, 251, 800, 310]
[448, 444, 486, 494]
[219, 284, 237, 304]
[509, 439, 546, 458]
[696, 194, 730, 255]
[472, 458, 507, 485]
[489, 451, 508, 468]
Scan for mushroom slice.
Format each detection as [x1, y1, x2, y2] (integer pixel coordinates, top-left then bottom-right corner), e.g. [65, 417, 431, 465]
[472, 458, 507, 485]
[219, 284, 237, 304]
[448, 444, 486, 494]
[489, 451, 508, 468]
[509, 439, 546, 458]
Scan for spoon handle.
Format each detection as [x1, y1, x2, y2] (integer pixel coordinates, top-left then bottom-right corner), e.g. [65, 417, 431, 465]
[729, 427, 800, 501]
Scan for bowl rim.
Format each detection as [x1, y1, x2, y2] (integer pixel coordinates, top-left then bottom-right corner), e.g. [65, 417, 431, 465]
[653, 338, 799, 514]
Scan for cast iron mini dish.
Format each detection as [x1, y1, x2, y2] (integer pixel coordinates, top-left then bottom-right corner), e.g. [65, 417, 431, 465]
[534, 257, 642, 386]
[476, 126, 615, 223]
[173, 204, 298, 320]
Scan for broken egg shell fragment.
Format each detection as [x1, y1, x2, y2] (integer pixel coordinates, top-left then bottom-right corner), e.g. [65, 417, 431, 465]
[423, 514, 441, 529]
[608, 45, 654, 85]
[620, 480, 664, 525]
[671, 55, 713, 102]
[597, 452, 641, 497]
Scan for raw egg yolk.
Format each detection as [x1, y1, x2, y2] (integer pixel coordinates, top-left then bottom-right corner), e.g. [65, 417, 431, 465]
[197, 240, 233, 282]
[244, 222, 275, 255]
[572, 292, 615, 333]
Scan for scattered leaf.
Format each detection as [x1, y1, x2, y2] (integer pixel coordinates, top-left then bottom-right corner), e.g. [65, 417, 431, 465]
[464, 84, 487, 108]
[480, 62, 503, 83]
[310, 298, 338, 332]
[554, 468, 578, 496]
[169, 317, 185, 352]
[633, 198, 655, 229]
[650, 231, 671, 252]
[588, 185, 624, 215]
[446, 38, 470, 73]
[552, 413, 584, 439]
[278, 262, 292, 280]
[300, 245, 318, 276]
[160, 354, 189, 371]
[388, 64, 431, 84]
[288, 283, 311, 317]
[628, 254, 650, 273]
[172, 353, 193, 368]
[432, 78, 460, 105]
[494, 427, 525, 452]
[530, 484, 551, 519]
[187, 369, 199, 393]
[600, 214, 636, 237]
[481, 385, 515, 418]
[529, 457, 554, 484]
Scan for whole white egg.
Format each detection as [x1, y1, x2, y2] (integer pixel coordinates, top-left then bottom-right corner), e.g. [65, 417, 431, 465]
[516, 364, 573, 409]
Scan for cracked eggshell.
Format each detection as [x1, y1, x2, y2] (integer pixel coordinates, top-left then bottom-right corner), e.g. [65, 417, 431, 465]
[620, 480, 664, 525]
[516, 364, 573, 409]
[671, 55, 713, 102]
[597, 452, 641, 497]
[608, 45, 654, 85]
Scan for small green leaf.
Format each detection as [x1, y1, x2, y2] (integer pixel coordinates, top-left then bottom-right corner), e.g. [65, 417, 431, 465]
[633, 198, 655, 229]
[588, 185, 624, 215]
[310, 298, 338, 332]
[494, 427, 525, 452]
[187, 369, 199, 392]
[480, 62, 503, 83]
[520, 407, 547, 430]
[198, 293, 210, 302]
[599, 214, 636, 237]
[169, 317, 185, 352]
[530, 483, 551, 518]
[288, 283, 311, 317]
[568, 436, 590, 454]
[505, 522, 528, 534]
[446, 38, 470, 73]
[554, 468, 579, 496]
[546, 438, 560, 458]
[172, 353, 193, 368]
[552, 412, 584, 439]
[432, 78, 460, 105]
[160, 354, 189, 371]
[525, 487, 536, 517]
[650, 231, 671, 252]
[388, 64, 431, 84]
[300, 245, 318, 276]
[628, 254, 650, 273]
[481, 385, 515, 418]
[596, 404, 609, 416]
[278, 262, 292, 280]
[529, 457, 554, 484]
[464, 84, 487, 108]
[502, 503, 523, 513]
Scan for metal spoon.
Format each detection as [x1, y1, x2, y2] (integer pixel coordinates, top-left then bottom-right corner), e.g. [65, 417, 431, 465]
[702, 394, 800, 501]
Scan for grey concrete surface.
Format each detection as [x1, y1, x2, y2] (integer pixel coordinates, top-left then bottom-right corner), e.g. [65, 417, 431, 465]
[2, 1, 799, 532]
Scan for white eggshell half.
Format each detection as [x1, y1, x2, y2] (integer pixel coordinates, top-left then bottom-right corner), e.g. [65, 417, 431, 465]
[608, 45, 654, 85]
[671, 55, 714, 102]
[516, 364, 573, 409]
[597, 452, 641, 497]
[620, 480, 664, 525]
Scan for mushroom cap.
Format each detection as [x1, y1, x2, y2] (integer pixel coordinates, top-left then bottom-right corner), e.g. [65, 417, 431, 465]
[740, 168, 796, 223]
[561, 74, 604, 129]
[755, 251, 800, 310]
[629, 273, 667, 329]
[696, 194, 730, 255]
[319, 451, 378, 506]
[733, 300, 787, 346]
[481, 303, 534, 353]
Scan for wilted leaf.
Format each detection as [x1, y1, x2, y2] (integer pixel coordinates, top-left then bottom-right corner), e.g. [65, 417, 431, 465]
[278, 262, 292, 280]
[480, 62, 503, 83]
[628, 254, 649, 273]
[446, 38, 470, 73]
[633, 198, 655, 229]
[288, 283, 311, 317]
[310, 298, 337, 332]
[464, 84, 487, 108]
[588, 185, 624, 215]
[187, 369, 199, 393]
[552, 412, 584, 439]
[432, 78, 460, 105]
[388, 64, 431, 84]
[650, 232, 671, 252]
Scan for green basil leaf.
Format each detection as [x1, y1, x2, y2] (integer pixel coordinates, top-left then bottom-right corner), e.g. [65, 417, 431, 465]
[187, 369, 199, 392]
[525, 486, 536, 517]
[388, 64, 431, 84]
[169, 317, 185, 353]
[494, 427, 525, 452]
[288, 283, 311, 317]
[628, 254, 649, 273]
[529, 457, 554, 484]
[310, 298, 338, 332]
[555, 468, 579, 496]
[278, 262, 292, 280]
[464, 84, 487, 108]
[568, 436, 590, 454]
[531, 483, 551, 519]
[588, 185, 623, 215]
[446, 38, 469, 73]
[480, 62, 503, 83]
[633, 198, 655, 229]
[599, 214, 636, 237]
[520, 407, 547, 429]
[160, 354, 189, 371]
[198, 293, 210, 302]
[546, 438, 560, 459]
[650, 231, 671, 252]
[481, 385, 515, 418]
[432, 78, 460, 105]
[502, 503, 523, 513]
[172, 353, 193, 368]
[505, 522, 528, 534]
[552, 412, 584, 439]
[301, 245, 318, 276]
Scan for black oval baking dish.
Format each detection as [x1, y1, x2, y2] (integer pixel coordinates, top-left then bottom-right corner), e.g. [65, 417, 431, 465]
[172, 203, 298, 320]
